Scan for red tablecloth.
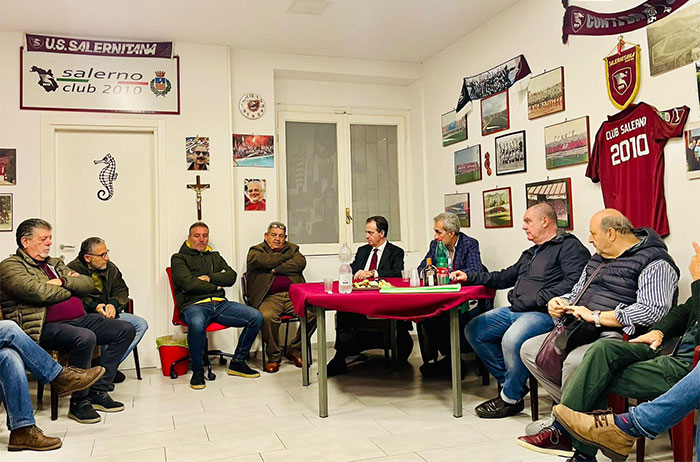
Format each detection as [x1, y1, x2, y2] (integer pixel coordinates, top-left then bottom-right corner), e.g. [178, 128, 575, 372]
[289, 278, 495, 322]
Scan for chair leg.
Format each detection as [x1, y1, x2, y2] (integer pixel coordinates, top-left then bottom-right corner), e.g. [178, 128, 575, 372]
[635, 437, 645, 462]
[529, 376, 539, 421]
[204, 337, 215, 381]
[132, 346, 142, 380]
[50, 384, 58, 421]
[37, 381, 45, 403]
[282, 322, 290, 357]
[477, 357, 490, 386]
[670, 412, 694, 462]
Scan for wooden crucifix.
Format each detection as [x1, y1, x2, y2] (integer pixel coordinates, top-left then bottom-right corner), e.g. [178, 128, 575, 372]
[187, 175, 210, 220]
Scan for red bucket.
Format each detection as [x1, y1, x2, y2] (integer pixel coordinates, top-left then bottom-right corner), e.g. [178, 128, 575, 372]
[158, 345, 189, 377]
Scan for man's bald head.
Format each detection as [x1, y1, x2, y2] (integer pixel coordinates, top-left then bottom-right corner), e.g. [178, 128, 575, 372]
[529, 202, 558, 224]
[522, 202, 558, 245]
[591, 209, 634, 235]
[588, 209, 638, 258]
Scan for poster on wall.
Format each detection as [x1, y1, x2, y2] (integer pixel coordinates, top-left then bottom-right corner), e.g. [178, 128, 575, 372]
[525, 178, 574, 230]
[441, 110, 467, 147]
[544, 116, 590, 169]
[454, 145, 481, 185]
[0, 148, 17, 185]
[685, 121, 700, 180]
[21, 33, 179, 114]
[481, 90, 509, 136]
[527, 67, 565, 119]
[244, 178, 266, 211]
[647, 3, 700, 76]
[186, 136, 210, 171]
[444, 193, 470, 228]
[483, 187, 513, 229]
[233, 134, 274, 167]
[0, 193, 12, 231]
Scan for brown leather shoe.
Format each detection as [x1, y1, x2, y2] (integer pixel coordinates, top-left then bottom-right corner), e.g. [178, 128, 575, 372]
[52, 365, 106, 397]
[8, 425, 62, 451]
[285, 351, 303, 368]
[265, 361, 280, 373]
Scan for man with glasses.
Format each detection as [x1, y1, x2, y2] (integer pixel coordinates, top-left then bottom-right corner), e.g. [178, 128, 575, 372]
[68, 237, 149, 383]
[187, 145, 209, 171]
[246, 222, 315, 373]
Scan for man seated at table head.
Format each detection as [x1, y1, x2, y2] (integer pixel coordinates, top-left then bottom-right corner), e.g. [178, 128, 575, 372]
[170, 221, 263, 389]
[246, 221, 316, 373]
[0, 218, 135, 424]
[450, 202, 590, 418]
[327, 215, 411, 376]
[68, 237, 149, 383]
[416, 211, 483, 378]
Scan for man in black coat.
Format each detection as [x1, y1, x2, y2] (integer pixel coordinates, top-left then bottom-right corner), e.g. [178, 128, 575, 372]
[327, 216, 410, 376]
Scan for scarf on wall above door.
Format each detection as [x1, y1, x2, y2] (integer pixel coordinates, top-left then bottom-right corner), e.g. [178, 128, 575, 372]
[455, 54, 531, 113]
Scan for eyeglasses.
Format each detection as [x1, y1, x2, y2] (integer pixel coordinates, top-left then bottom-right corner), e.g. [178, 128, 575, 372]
[194, 151, 209, 157]
[87, 251, 109, 259]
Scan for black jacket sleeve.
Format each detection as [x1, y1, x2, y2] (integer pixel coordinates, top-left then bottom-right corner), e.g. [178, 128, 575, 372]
[465, 252, 527, 289]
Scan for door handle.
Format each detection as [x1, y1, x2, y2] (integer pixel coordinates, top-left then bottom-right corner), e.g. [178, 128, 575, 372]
[345, 208, 353, 225]
[59, 244, 76, 250]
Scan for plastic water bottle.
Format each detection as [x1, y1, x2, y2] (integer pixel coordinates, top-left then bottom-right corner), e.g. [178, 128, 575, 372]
[435, 240, 449, 285]
[338, 243, 353, 294]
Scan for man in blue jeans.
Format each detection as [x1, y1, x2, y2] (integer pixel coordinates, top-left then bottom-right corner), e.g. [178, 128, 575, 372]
[552, 364, 700, 461]
[451, 203, 590, 418]
[170, 222, 263, 389]
[1, 320, 105, 451]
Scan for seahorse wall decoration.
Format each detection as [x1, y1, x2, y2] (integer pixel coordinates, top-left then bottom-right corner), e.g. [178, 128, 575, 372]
[93, 153, 118, 201]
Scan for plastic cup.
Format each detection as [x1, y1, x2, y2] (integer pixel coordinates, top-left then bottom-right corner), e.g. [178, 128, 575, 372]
[401, 269, 410, 282]
[323, 278, 334, 294]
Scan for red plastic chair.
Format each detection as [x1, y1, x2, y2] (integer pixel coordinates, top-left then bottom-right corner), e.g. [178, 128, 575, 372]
[166, 267, 235, 380]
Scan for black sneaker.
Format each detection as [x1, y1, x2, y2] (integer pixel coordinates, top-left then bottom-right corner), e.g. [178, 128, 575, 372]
[327, 353, 348, 377]
[190, 369, 206, 390]
[68, 399, 101, 424]
[113, 370, 126, 383]
[227, 360, 260, 378]
[475, 395, 524, 418]
[88, 391, 125, 412]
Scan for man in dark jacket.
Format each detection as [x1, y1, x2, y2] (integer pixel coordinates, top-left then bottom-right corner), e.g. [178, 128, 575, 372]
[417, 211, 483, 378]
[171, 222, 262, 389]
[451, 203, 590, 418]
[517, 210, 681, 461]
[246, 222, 316, 373]
[68, 237, 149, 382]
[327, 215, 408, 376]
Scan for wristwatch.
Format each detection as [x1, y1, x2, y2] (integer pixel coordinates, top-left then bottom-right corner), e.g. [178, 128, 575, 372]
[592, 310, 601, 328]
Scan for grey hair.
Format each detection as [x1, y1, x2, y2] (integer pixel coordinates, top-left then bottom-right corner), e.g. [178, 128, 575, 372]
[78, 237, 105, 261]
[600, 215, 634, 235]
[433, 212, 461, 234]
[267, 221, 286, 234]
[16, 218, 51, 248]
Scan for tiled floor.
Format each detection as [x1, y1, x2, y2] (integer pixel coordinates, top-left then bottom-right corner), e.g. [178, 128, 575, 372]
[0, 348, 679, 461]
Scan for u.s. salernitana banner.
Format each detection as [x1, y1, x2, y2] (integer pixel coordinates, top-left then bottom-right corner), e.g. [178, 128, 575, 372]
[21, 34, 180, 114]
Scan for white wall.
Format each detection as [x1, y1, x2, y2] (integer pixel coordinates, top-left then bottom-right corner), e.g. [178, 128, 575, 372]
[420, 0, 700, 307]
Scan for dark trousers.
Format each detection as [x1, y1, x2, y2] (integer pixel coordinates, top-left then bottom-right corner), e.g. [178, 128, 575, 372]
[418, 301, 485, 363]
[40, 313, 136, 401]
[334, 312, 413, 361]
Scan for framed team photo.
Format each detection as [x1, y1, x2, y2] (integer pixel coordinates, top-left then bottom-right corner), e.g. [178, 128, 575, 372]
[454, 145, 481, 184]
[544, 116, 590, 169]
[444, 192, 470, 227]
[495, 130, 526, 175]
[441, 110, 467, 147]
[481, 90, 509, 136]
[0, 148, 17, 185]
[528, 67, 565, 119]
[0, 193, 12, 231]
[684, 121, 700, 180]
[525, 177, 574, 230]
[483, 186, 513, 228]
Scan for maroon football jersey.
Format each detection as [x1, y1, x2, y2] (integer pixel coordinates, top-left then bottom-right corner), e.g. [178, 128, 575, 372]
[587, 102, 689, 237]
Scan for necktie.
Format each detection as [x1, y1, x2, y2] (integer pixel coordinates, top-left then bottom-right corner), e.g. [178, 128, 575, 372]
[368, 248, 379, 272]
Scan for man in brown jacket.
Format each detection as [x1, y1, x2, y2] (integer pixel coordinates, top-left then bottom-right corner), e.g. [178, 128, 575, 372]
[246, 222, 316, 373]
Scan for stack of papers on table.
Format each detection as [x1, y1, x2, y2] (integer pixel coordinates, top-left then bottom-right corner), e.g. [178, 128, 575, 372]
[379, 284, 461, 294]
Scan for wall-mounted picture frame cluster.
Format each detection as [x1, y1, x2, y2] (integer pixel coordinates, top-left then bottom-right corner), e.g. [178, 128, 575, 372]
[441, 110, 467, 146]
[527, 67, 565, 120]
[544, 116, 590, 169]
[482, 186, 513, 228]
[454, 145, 481, 184]
[525, 177, 574, 230]
[444, 192, 470, 227]
[495, 130, 526, 175]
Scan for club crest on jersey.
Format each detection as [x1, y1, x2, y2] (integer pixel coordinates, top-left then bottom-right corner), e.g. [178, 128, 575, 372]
[149, 70, 171, 97]
[604, 44, 640, 110]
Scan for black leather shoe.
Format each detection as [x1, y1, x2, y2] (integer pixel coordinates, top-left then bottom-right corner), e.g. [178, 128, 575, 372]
[475, 396, 524, 418]
[327, 353, 347, 377]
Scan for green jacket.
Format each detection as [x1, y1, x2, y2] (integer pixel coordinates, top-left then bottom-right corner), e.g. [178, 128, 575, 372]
[653, 279, 700, 348]
[246, 241, 306, 308]
[170, 241, 237, 311]
[0, 248, 94, 341]
[67, 258, 130, 314]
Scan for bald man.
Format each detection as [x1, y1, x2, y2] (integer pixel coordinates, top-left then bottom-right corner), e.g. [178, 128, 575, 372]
[451, 203, 590, 418]
[517, 209, 680, 456]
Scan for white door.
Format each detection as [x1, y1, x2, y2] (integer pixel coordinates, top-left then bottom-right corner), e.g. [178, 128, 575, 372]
[53, 127, 158, 368]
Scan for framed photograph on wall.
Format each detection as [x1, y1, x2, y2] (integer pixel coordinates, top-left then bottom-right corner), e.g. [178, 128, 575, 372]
[495, 130, 526, 175]
[233, 134, 274, 167]
[528, 67, 565, 119]
[0, 193, 12, 231]
[441, 110, 467, 147]
[544, 116, 590, 169]
[244, 178, 267, 211]
[454, 145, 481, 184]
[185, 136, 210, 171]
[481, 90, 509, 136]
[482, 187, 513, 228]
[444, 192, 470, 227]
[0, 148, 17, 185]
[684, 121, 700, 180]
[525, 177, 574, 230]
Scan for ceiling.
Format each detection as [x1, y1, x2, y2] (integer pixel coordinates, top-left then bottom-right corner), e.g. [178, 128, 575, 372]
[0, 0, 520, 63]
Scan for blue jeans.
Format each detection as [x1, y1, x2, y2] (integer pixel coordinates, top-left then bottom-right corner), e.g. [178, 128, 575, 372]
[0, 320, 63, 430]
[116, 313, 148, 364]
[465, 306, 554, 401]
[181, 300, 263, 371]
[629, 364, 700, 454]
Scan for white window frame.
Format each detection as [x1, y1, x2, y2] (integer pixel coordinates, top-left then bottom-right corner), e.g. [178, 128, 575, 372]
[277, 106, 409, 256]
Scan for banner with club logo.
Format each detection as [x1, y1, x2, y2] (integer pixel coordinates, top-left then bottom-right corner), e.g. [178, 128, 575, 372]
[604, 45, 641, 110]
[21, 34, 179, 114]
